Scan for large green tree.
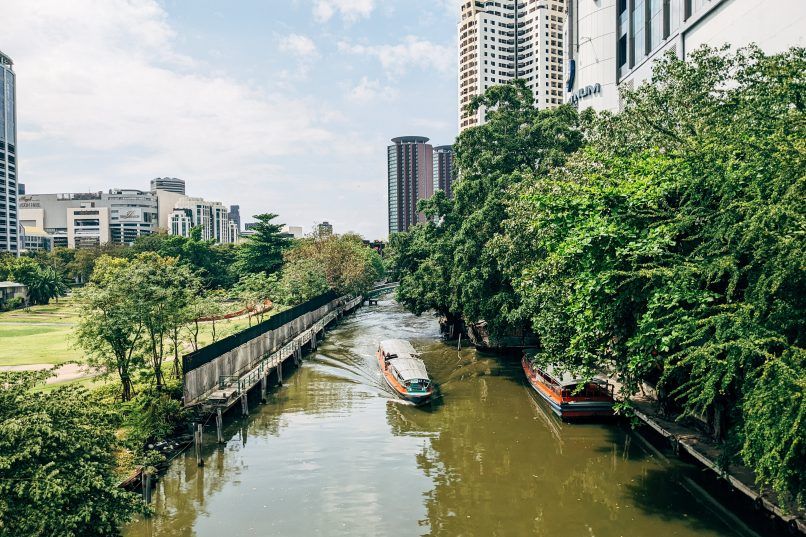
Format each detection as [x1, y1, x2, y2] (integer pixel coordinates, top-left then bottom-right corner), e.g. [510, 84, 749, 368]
[502, 45, 805, 506]
[236, 213, 291, 275]
[0, 372, 143, 536]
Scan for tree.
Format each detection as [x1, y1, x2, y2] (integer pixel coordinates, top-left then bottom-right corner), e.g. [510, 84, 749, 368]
[0, 371, 143, 536]
[2, 257, 68, 305]
[75, 256, 146, 401]
[234, 272, 275, 325]
[236, 213, 291, 275]
[283, 233, 383, 297]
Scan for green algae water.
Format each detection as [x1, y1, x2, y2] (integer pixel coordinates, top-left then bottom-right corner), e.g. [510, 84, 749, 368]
[125, 298, 763, 537]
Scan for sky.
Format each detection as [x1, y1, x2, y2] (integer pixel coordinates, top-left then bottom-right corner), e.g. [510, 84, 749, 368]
[3, 0, 461, 240]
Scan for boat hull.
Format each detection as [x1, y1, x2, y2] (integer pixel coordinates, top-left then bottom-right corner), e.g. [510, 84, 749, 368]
[522, 356, 614, 419]
[377, 350, 432, 405]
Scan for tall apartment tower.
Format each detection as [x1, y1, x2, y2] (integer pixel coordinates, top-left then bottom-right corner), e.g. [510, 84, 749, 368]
[0, 51, 19, 253]
[387, 136, 434, 235]
[433, 145, 455, 198]
[229, 204, 241, 230]
[458, 0, 566, 131]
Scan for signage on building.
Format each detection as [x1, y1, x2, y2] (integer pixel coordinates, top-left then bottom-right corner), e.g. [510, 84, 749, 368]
[116, 208, 142, 222]
[18, 195, 40, 208]
[568, 83, 601, 105]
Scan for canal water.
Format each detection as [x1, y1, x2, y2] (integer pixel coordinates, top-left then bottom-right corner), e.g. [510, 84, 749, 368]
[125, 298, 762, 537]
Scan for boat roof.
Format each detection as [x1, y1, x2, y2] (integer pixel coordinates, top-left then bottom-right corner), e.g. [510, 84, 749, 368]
[388, 357, 430, 382]
[524, 351, 606, 388]
[380, 339, 418, 358]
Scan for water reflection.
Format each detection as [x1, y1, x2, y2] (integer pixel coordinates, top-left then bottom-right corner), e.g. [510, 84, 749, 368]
[125, 299, 756, 537]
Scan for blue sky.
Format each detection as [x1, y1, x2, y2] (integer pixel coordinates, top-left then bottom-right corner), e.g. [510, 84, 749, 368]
[4, 0, 460, 239]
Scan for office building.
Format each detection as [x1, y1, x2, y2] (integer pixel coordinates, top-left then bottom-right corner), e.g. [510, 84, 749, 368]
[229, 204, 241, 230]
[21, 226, 53, 252]
[168, 196, 232, 243]
[433, 145, 455, 198]
[317, 221, 333, 237]
[282, 225, 304, 239]
[0, 51, 19, 253]
[150, 177, 185, 195]
[19, 190, 157, 249]
[388, 136, 434, 234]
[458, 0, 566, 131]
[565, 0, 806, 113]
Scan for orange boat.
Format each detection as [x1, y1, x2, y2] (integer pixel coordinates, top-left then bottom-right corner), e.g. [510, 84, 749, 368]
[522, 353, 614, 419]
[377, 339, 433, 405]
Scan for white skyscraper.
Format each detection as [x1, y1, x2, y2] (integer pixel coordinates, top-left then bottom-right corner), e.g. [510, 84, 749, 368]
[458, 0, 566, 131]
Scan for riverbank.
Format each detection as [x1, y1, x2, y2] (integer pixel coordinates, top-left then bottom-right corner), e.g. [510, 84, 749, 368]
[600, 375, 805, 535]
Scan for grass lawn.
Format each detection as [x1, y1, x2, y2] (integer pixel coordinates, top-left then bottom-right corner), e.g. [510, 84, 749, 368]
[0, 298, 85, 366]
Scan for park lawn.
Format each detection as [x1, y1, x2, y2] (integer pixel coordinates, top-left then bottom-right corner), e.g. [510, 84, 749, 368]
[0, 297, 80, 324]
[0, 323, 85, 366]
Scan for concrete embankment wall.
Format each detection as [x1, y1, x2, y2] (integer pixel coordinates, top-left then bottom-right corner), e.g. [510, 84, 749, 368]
[182, 291, 342, 405]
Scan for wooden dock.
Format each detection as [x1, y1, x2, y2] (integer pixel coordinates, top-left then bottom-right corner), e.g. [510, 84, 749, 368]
[612, 380, 805, 534]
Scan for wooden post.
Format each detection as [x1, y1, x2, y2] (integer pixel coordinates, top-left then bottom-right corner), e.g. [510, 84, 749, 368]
[240, 393, 249, 416]
[260, 376, 267, 403]
[216, 407, 224, 444]
[195, 423, 204, 467]
[142, 469, 153, 504]
[277, 360, 283, 385]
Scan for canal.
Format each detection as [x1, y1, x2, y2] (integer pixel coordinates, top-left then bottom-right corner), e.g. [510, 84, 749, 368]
[125, 298, 763, 537]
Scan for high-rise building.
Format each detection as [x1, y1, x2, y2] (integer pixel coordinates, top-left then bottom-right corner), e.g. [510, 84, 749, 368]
[565, 0, 806, 114]
[150, 177, 185, 195]
[229, 204, 241, 230]
[432, 145, 455, 198]
[317, 221, 333, 237]
[388, 136, 434, 235]
[169, 196, 232, 243]
[458, 0, 566, 131]
[0, 51, 19, 253]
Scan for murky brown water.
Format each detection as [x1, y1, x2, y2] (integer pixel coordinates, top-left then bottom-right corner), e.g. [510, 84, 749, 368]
[125, 298, 762, 537]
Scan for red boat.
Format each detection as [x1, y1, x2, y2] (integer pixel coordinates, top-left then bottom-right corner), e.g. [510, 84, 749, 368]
[377, 339, 433, 405]
[522, 354, 614, 419]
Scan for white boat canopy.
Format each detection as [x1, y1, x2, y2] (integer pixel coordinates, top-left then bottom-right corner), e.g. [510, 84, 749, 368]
[380, 339, 418, 358]
[388, 357, 430, 382]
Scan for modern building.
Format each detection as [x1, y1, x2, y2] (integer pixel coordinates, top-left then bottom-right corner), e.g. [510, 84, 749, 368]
[19, 190, 157, 249]
[0, 50, 19, 254]
[150, 177, 185, 195]
[229, 204, 241, 230]
[317, 221, 333, 237]
[565, 0, 806, 113]
[21, 226, 53, 252]
[169, 196, 232, 243]
[432, 145, 455, 198]
[458, 0, 566, 131]
[388, 136, 434, 234]
[281, 225, 304, 239]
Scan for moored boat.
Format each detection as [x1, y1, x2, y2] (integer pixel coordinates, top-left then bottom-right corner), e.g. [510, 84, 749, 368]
[522, 353, 614, 419]
[377, 339, 433, 405]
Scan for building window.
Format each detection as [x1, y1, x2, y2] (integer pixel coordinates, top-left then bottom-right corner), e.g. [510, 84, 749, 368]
[632, 0, 646, 63]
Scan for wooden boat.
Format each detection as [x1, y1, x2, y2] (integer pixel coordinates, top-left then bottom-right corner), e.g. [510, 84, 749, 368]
[522, 354, 614, 419]
[377, 339, 433, 405]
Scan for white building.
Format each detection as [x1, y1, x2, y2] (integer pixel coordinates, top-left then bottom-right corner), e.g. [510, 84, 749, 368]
[459, 0, 566, 131]
[19, 190, 157, 249]
[281, 225, 304, 239]
[565, 0, 806, 114]
[167, 196, 235, 244]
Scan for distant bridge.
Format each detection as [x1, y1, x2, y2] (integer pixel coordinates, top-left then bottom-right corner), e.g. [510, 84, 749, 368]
[365, 282, 398, 303]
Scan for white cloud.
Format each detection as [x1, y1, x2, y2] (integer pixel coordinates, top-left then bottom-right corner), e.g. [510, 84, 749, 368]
[3, 0, 337, 192]
[278, 33, 319, 59]
[313, 0, 375, 23]
[347, 77, 398, 102]
[338, 36, 455, 78]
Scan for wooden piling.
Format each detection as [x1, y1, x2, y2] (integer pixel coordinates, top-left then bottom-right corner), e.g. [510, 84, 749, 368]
[278, 360, 283, 385]
[260, 376, 267, 403]
[240, 393, 249, 416]
[195, 423, 204, 467]
[216, 407, 224, 444]
[142, 469, 153, 504]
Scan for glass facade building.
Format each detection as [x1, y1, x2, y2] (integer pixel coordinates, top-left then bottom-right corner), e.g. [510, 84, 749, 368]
[432, 145, 455, 199]
[387, 136, 433, 235]
[0, 51, 18, 253]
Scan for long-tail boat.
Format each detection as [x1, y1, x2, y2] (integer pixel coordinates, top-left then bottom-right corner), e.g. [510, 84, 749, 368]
[377, 339, 433, 405]
[522, 353, 614, 419]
